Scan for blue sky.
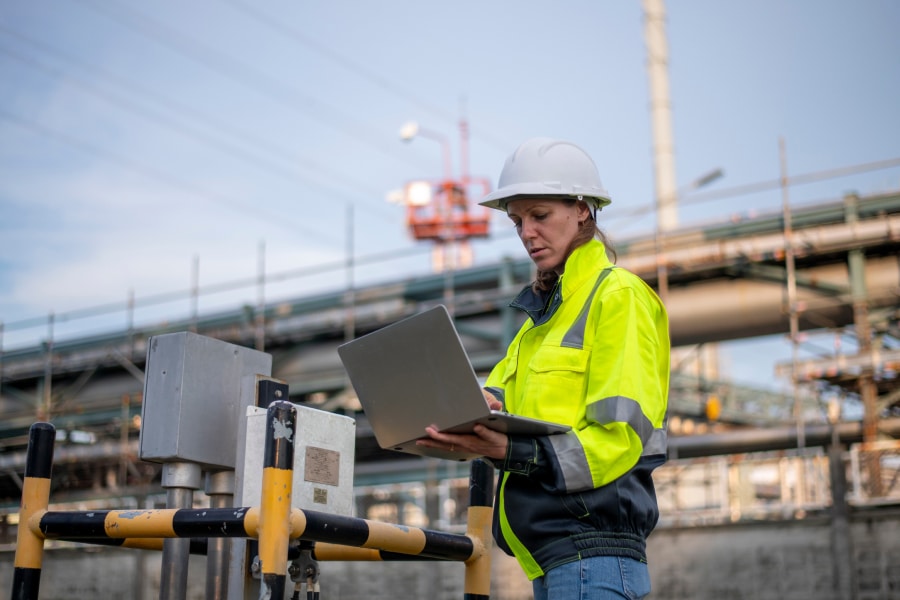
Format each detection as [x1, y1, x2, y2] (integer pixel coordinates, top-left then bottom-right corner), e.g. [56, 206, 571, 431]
[1, 1, 899, 390]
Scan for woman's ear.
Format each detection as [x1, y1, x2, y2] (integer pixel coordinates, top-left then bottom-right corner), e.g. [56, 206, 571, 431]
[576, 200, 592, 222]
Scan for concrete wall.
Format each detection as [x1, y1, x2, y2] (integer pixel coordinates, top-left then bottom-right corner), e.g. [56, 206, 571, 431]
[1, 547, 207, 600]
[648, 511, 900, 600]
[2, 509, 898, 599]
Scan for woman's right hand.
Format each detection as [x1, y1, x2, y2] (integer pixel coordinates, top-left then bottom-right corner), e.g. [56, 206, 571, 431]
[484, 389, 503, 411]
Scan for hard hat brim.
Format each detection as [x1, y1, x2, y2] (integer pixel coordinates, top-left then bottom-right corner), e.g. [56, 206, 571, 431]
[479, 182, 612, 211]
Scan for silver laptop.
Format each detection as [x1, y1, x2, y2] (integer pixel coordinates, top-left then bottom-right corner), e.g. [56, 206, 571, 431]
[337, 305, 570, 461]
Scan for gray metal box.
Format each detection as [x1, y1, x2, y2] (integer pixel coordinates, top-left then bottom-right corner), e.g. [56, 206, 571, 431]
[139, 332, 272, 469]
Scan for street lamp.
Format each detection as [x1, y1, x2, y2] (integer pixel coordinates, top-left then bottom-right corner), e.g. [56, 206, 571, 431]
[394, 120, 492, 273]
[656, 167, 724, 300]
[681, 168, 724, 195]
[399, 120, 453, 181]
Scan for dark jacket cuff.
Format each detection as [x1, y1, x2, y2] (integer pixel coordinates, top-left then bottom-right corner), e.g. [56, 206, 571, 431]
[495, 435, 538, 475]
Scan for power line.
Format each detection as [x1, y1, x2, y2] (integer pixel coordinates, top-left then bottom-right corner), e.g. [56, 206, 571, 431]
[221, 0, 517, 154]
[0, 26, 390, 212]
[0, 107, 347, 245]
[224, 0, 457, 125]
[0, 44, 352, 205]
[683, 158, 900, 207]
[68, 0, 431, 172]
[609, 158, 900, 224]
[0, 34, 399, 223]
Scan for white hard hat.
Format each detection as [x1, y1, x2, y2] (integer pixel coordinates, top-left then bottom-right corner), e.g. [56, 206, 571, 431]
[479, 138, 612, 211]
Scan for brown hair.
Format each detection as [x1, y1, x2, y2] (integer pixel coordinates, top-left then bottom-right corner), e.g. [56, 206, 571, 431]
[532, 201, 616, 293]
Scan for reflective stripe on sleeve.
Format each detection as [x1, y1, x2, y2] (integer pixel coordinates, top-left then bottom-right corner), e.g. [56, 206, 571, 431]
[587, 396, 667, 455]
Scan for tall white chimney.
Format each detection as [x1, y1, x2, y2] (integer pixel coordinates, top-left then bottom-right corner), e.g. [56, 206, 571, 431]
[643, 0, 679, 231]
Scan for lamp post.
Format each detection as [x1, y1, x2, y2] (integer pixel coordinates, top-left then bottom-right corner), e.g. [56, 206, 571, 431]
[400, 121, 454, 182]
[395, 120, 491, 274]
[655, 167, 724, 300]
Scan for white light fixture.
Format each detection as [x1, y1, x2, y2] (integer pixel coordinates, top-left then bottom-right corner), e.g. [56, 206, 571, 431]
[405, 180, 433, 206]
[399, 121, 420, 141]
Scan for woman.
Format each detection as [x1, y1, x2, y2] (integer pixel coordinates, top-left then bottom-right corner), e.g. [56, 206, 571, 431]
[418, 138, 670, 599]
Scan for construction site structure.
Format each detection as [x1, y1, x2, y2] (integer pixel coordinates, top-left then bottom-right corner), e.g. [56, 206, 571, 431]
[395, 119, 492, 272]
[0, 187, 899, 598]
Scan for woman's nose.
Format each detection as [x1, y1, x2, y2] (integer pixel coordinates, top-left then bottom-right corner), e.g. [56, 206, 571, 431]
[519, 220, 536, 239]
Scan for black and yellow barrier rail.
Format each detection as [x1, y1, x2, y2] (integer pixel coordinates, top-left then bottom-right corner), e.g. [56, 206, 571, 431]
[10, 404, 495, 600]
[11, 422, 54, 600]
[33, 505, 480, 561]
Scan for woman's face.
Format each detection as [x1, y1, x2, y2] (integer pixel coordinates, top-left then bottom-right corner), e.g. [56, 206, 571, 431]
[506, 198, 590, 274]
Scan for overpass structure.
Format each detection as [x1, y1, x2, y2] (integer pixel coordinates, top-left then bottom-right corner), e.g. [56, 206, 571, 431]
[0, 189, 898, 510]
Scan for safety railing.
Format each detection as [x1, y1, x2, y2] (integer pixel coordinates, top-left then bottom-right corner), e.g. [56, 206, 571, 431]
[10, 403, 496, 600]
[654, 448, 833, 526]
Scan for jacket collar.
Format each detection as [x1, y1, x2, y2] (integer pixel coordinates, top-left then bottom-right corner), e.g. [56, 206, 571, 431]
[510, 239, 612, 325]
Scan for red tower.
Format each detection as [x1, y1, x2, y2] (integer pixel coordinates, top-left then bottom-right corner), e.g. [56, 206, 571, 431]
[396, 120, 492, 271]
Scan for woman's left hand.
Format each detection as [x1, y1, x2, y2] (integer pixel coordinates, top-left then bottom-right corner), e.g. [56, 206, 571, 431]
[416, 424, 509, 460]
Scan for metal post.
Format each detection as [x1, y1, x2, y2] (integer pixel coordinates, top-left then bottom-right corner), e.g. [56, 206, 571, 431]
[444, 261, 456, 316]
[127, 288, 136, 361]
[255, 241, 266, 352]
[845, 192, 883, 500]
[845, 193, 876, 440]
[464, 459, 494, 600]
[459, 109, 470, 184]
[1, 321, 5, 402]
[344, 204, 356, 343]
[258, 401, 296, 599]
[160, 462, 202, 600]
[780, 138, 804, 452]
[119, 394, 131, 486]
[827, 425, 855, 598]
[190, 255, 200, 333]
[205, 470, 235, 600]
[41, 313, 54, 422]
[12, 422, 56, 600]
[133, 495, 149, 600]
[655, 231, 669, 303]
[499, 258, 517, 348]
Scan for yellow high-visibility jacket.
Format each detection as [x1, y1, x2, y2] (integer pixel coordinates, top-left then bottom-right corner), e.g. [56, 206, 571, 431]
[484, 238, 670, 580]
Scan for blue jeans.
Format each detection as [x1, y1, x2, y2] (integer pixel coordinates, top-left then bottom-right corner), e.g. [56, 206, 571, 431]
[532, 556, 651, 600]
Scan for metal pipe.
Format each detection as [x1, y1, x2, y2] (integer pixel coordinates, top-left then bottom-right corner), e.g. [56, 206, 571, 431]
[668, 418, 900, 459]
[160, 462, 201, 600]
[663, 257, 899, 345]
[205, 470, 235, 600]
